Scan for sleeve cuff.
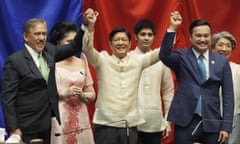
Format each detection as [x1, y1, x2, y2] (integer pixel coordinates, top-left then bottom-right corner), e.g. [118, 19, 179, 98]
[167, 29, 176, 33]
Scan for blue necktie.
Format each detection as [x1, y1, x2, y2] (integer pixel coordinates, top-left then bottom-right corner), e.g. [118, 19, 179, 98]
[198, 55, 206, 83]
[195, 55, 206, 116]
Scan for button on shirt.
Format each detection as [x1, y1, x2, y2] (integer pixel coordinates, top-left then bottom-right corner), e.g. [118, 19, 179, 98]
[83, 29, 160, 127]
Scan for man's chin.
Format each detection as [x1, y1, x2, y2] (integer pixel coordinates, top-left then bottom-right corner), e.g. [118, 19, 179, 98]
[35, 46, 45, 52]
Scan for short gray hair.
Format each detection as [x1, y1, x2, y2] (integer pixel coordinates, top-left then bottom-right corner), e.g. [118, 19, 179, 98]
[212, 31, 237, 50]
[23, 18, 46, 33]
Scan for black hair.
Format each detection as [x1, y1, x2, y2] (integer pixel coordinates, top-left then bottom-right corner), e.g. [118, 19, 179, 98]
[49, 21, 77, 45]
[134, 19, 156, 35]
[109, 27, 131, 42]
[189, 19, 211, 36]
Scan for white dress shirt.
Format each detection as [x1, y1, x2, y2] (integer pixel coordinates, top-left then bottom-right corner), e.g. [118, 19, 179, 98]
[25, 43, 40, 68]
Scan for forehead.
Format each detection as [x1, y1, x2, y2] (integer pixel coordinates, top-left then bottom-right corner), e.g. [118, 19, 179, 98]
[139, 28, 153, 33]
[192, 25, 211, 34]
[112, 32, 129, 39]
[217, 37, 231, 43]
[29, 23, 47, 32]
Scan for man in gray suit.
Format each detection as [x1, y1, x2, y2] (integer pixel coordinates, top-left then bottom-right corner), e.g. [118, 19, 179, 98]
[1, 18, 84, 144]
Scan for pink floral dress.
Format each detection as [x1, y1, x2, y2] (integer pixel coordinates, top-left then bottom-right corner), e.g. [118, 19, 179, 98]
[51, 55, 95, 144]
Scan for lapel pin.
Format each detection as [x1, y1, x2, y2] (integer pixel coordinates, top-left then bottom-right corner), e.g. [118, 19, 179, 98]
[211, 60, 215, 64]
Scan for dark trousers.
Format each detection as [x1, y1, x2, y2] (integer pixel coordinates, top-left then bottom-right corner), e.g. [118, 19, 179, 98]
[94, 124, 138, 144]
[138, 131, 162, 144]
[22, 129, 50, 144]
[174, 114, 220, 144]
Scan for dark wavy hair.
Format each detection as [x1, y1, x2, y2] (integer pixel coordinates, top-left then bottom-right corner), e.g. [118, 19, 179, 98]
[49, 21, 77, 45]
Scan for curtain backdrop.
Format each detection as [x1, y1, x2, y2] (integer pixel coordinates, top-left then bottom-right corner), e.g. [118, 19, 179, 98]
[0, 0, 240, 143]
[83, 0, 240, 62]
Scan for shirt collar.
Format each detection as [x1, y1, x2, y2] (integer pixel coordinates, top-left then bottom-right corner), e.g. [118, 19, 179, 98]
[135, 47, 144, 54]
[192, 47, 209, 59]
[112, 54, 129, 63]
[134, 47, 151, 54]
[25, 43, 39, 59]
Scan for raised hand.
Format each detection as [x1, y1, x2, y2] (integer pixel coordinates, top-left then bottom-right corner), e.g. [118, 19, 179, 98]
[83, 8, 99, 32]
[169, 11, 182, 31]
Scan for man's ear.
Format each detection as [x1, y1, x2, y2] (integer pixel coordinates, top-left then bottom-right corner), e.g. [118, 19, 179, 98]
[23, 32, 28, 43]
[134, 34, 138, 41]
[109, 41, 113, 50]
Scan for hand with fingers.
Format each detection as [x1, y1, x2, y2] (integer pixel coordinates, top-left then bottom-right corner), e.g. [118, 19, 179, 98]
[169, 11, 182, 31]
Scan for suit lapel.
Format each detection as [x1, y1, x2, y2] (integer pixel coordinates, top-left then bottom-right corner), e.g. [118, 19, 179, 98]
[23, 47, 54, 80]
[187, 49, 202, 84]
[208, 52, 216, 80]
[23, 48, 42, 78]
[43, 50, 54, 71]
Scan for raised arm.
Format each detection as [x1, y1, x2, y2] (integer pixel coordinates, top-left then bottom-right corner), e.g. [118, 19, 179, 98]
[159, 11, 182, 69]
[82, 8, 101, 66]
[83, 8, 99, 33]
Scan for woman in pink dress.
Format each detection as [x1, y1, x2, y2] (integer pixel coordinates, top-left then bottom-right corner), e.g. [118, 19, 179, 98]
[49, 22, 96, 144]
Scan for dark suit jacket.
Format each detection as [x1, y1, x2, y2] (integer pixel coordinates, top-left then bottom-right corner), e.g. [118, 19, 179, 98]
[159, 32, 234, 133]
[1, 30, 84, 134]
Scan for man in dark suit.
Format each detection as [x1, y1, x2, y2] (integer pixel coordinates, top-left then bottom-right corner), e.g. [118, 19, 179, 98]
[1, 18, 84, 144]
[159, 11, 234, 144]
